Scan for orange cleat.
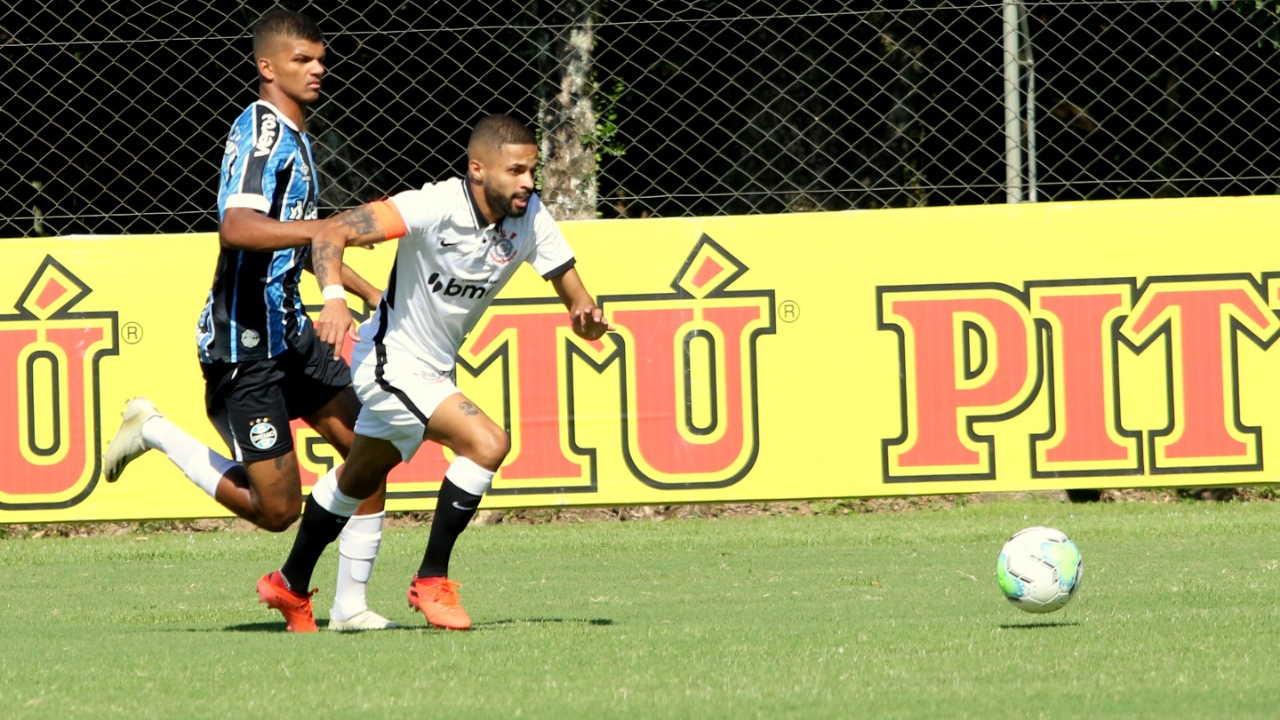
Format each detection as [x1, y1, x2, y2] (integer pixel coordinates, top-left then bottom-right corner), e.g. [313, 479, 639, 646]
[407, 576, 471, 630]
[257, 571, 318, 633]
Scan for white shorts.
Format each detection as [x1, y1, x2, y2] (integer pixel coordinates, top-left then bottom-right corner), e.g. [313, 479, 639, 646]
[351, 340, 459, 462]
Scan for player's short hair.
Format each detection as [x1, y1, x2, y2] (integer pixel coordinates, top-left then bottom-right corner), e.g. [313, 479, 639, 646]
[252, 8, 323, 59]
[468, 115, 537, 158]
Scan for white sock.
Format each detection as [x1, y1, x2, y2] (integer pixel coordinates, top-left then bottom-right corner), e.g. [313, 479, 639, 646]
[333, 511, 385, 620]
[141, 416, 237, 498]
[310, 466, 362, 516]
[446, 456, 496, 495]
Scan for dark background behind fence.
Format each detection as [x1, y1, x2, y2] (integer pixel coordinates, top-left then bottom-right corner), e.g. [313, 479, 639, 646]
[2, 1, 1279, 238]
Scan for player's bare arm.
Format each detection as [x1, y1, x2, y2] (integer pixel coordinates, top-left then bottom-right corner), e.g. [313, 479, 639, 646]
[303, 253, 382, 358]
[301, 253, 379, 299]
[341, 263, 384, 307]
[219, 207, 331, 251]
[309, 200, 408, 357]
[308, 237, 359, 359]
[309, 200, 406, 284]
[330, 204, 392, 248]
[551, 267, 614, 341]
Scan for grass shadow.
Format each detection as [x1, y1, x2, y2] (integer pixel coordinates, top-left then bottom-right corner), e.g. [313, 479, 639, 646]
[220, 623, 439, 633]
[220, 621, 321, 633]
[216, 617, 614, 633]
[474, 617, 614, 629]
[998, 621, 1081, 630]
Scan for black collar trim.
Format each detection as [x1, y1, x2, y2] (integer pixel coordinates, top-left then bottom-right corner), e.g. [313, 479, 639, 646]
[462, 179, 488, 229]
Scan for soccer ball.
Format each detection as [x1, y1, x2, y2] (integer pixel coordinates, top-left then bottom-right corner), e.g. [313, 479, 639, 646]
[995, 526, 1083, 613]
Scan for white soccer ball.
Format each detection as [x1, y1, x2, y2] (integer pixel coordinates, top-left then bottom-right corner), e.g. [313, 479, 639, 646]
[995, 526, 1083, 613]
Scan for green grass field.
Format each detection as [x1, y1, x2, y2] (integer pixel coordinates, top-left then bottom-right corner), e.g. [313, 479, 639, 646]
[2, 498, 1279, 719]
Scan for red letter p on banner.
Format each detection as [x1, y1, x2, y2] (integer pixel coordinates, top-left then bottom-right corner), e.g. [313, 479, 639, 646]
[879, 286, 1039, 480]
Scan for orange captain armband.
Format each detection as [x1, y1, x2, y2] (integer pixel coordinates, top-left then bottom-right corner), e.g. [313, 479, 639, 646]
[368, 199, 408, 240]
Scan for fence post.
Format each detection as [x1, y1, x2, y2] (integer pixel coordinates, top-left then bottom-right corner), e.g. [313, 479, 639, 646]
[1003, 0, 1024, 204]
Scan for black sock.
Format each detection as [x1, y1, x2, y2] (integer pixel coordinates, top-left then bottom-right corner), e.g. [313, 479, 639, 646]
[280, 493, 350, 592]
[418, 479, 482, 579]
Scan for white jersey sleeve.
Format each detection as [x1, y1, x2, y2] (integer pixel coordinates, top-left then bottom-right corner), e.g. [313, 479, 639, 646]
[528, 196, 577, 279]
[389, 186, 448, 236]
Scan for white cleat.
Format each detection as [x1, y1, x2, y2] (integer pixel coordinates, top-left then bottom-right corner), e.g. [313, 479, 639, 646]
[102, 397, 162, 482]
[327, 609, 398, 632]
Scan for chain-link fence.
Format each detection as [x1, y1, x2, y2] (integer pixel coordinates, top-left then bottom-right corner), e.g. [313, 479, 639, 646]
[3, 1, 1279, 238]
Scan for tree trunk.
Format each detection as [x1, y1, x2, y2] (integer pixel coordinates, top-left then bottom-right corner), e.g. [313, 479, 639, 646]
[537, 0, 599, 221]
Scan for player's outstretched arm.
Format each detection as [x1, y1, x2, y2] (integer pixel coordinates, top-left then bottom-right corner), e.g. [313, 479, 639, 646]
[310, 201, 408, 357]
[551, 267, 614, 341]
[219, 208, 331, 251]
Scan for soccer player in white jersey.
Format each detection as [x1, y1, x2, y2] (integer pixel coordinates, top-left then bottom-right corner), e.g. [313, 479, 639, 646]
[259, 114, 614, 630]
[101, 10, 395, 632]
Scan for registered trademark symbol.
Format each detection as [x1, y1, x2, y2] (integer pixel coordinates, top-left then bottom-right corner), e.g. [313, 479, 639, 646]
[779, 300, 800, 323]
[122, 322, 144, 344]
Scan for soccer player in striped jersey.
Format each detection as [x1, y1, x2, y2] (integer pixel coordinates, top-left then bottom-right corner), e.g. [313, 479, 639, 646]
[102, 9, 394, 632]
[258, 114, 613, 631]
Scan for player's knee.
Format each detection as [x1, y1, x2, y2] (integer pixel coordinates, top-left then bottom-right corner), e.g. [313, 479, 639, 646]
[258, 507, 300, 533]
[243, 457, 302, 531]
[340, 439, 402, 498]
[254, 496, 301, 532]
[469, 425, 510, 471]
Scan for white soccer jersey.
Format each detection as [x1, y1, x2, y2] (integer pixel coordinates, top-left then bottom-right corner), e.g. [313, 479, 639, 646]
[363, 177, 576, 371]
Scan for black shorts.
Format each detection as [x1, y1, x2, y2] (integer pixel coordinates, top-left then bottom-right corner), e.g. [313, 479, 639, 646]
[201, 325, 352, 463]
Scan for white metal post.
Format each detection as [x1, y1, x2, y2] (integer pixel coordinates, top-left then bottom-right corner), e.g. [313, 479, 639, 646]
[1003, 0, 1023, 203]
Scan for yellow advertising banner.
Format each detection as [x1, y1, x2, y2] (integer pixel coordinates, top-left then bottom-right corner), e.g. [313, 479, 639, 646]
[3, 195, 1279, 522]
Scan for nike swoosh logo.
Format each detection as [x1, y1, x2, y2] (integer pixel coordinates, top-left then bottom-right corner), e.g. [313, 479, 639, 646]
[441, 240, 461, 247]
[451, 502, 477, 511]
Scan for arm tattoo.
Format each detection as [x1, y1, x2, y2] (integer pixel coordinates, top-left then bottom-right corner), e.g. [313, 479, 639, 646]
[458, 401, 480, 417]
[312, 242, 341, 286]
[339, 207, 380, 240]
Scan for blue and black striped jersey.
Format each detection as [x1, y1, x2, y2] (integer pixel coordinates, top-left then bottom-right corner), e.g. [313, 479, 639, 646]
[198, 100, 319, 363]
